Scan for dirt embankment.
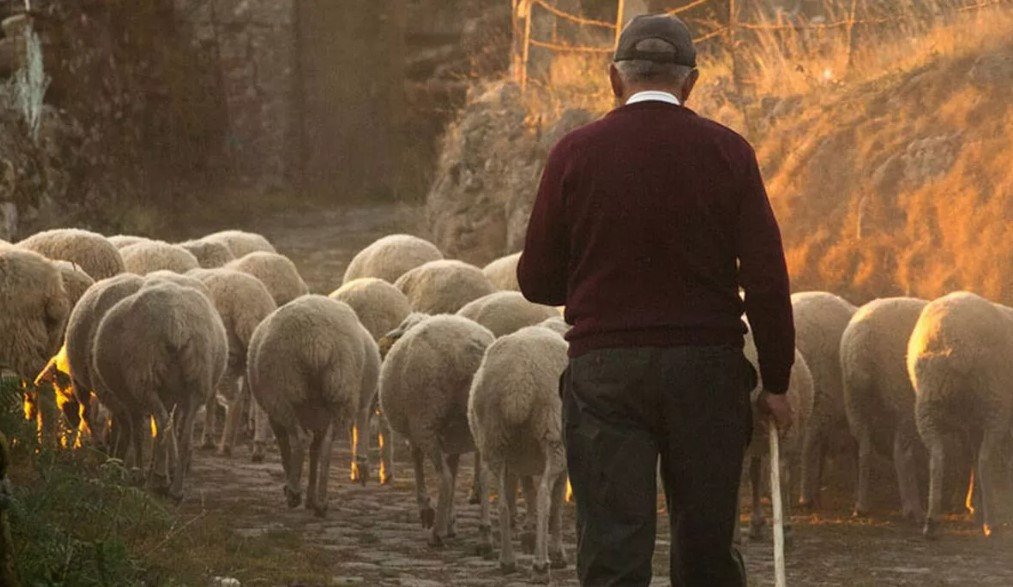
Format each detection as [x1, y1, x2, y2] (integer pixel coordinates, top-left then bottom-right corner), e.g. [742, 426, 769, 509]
[427, 19, 1013, 305]
[759, 34, 1013, 305]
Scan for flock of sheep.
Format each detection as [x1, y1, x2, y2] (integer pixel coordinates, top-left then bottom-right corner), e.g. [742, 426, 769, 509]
[1, 227, 1011, 580]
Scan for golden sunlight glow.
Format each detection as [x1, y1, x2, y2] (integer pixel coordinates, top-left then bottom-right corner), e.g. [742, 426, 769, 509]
[964, 468, 976, 515]
[378, 432, 389, 484]
[350, 425, 360, 481]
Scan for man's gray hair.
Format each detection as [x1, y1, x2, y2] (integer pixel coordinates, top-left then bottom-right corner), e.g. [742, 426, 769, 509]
[614, 38, 694, 85]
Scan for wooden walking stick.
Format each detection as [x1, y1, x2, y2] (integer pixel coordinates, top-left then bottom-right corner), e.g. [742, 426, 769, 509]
[768, 418, 787, 587]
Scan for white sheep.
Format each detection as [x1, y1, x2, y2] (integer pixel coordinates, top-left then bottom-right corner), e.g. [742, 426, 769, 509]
[144, 270, 211, 297]
[178, 239, 236, 268]
[394, 260, 496, 315]
[329, 277, 410, 483]
[246, 295, 379, 516]
[119, 241, 201, 275]
[740, 329, 814, 542]
[0, 248, 70, 382]
[840, 297, 928, 519]
[379, 314, 494, 546]
[343, 234, 443, 285]
[456, 291, 559, 338]
[51, 260, 95, 311]
[107, 235, 150, 250]
[537, 316, 569, 337]
[202, 230, 277, 258]
[190, 268, 277, 457]
[226, 251, 309, 306]
[60, 273, 146, 457]
[482, 252, 521, 292]
[329, 278, 411, 341]
[791, 291, 858, 509]
[17, 228, 125, 280]
[469, 325, 568, 577]
[908, 292, 1013, 538]
[92, 281, 228, 499]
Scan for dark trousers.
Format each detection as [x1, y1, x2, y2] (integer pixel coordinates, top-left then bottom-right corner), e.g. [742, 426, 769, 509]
[562, 346, 754, 587]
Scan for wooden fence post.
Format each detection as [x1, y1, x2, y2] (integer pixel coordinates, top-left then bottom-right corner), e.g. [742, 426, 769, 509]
[615, 0, 625, 47]
[521, 0, 533, 91]
[845, 0, 859, 71]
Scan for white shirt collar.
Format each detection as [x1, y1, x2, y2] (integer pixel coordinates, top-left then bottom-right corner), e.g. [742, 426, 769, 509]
[626, 91, 681, 106]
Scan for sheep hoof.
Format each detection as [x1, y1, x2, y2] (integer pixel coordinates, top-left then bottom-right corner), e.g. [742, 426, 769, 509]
[419, 505, 436, 529]
[284, 486, 302, 509]
[199, 439, 215, 451]
[531, 562, 551, 584]
[852, 507, 869, 518]
[982, 524, 994, 539]
[313, 503, 328, 518]
[902, 509, 921, 523]
[748, 520, 765, 541]
[427, 532, 445, 548]
[216, 445, 232, 458]
[380, 473, 394, 485]
[549, 551, 568, 569]
[923, 518, 938, 540]
[499, 561, 517, 574]
[251, 451, 265, 464]
[797, 497, 817, 511]
[521, 531, 536, 554]
[468, 489, 481, 505]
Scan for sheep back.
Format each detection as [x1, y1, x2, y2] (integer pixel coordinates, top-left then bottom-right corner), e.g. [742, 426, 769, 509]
[178, 239, 235, 268]
[120, 241, 200, 275]
[202, 230, 277, 258]
[468, 326, 567, 474]
[193, 268, 277, 369]
[343, 234, 443, 284]
[482, 252, 521, 292]
[0, 248, 70, 380]
[65, 274, 146, 393]
[247, 295, 375, 431]
[17, 228, 124, 280]
[379, 315, 494, 454]
[226, 251, 308, 306]
[107, 235, 150, 250]
[93, 282, 228, 410]
[329, 277, 411, 341]
[51, 260, 95, 311]
[394, 260, 495, 315]
[457, 291, 559, 338]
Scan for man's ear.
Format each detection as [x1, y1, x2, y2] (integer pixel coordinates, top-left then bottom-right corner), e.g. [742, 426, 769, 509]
[609, 63, 624, 100]
[681, 68, 700, 103]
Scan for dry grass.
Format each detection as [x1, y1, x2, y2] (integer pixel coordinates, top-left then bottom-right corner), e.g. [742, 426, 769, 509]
[521, 1, 1013, 304]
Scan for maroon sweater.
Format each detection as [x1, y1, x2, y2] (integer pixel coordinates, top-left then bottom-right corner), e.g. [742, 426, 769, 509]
[517, 101, 795, 393]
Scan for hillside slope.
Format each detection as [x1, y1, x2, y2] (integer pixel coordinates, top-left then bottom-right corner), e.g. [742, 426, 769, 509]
[761, 32, 1013, 304]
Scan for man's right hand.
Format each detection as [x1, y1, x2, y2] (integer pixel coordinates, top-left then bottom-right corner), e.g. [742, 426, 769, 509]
[757, 389, 793, 435]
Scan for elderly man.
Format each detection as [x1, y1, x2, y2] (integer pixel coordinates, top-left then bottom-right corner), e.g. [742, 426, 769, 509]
[517, 14, 795, 587]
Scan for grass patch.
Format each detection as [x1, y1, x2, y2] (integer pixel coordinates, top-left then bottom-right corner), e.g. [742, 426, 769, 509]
[1, 378, 332, 586]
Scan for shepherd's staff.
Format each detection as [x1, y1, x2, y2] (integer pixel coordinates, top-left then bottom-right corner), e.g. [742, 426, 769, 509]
[768, 418, 787, 587]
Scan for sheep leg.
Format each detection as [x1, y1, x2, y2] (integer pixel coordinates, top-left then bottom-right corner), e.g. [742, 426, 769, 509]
[411, 444, 434, 529]
[504, 472, 520, 529]
[854, 428, 873, 517]
[379, 412, 394, 484]
[199, 392, 217, 450]
[147, 406, 173, 496]
[305, 427, 323, 514]
[923, 439, 945, 538]
[976, 429, 1003, 538]
[351, 402, 371, 486]
[446, 452, 461, 538]
[893, 424, 922, 521]
[476, 455, 494, 558]
[270, 420, 302, 508]
[468, 451, 482, 504]
[499, 464, 517, 573]
[129, 412, 147, 482]
[548, 469, 568, 569]
[532, 443, 566, 581]
[428, 448, 454, 547]
[313, 421, 336, 518]
[799, 425, 822, 509]
[782, 458, 794, 546]
[218, 376, 245, 457]
[170, 400, 198, 502]
[251, 403, 271, 463]
[520, 475, 538, 554]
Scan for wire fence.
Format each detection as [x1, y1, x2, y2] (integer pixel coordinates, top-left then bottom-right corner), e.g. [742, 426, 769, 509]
[511, 0, 1010, 90]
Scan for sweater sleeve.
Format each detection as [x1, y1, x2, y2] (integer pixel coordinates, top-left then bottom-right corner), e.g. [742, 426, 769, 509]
[517, 142, 570, 307]
[735, 146, 795, 394]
